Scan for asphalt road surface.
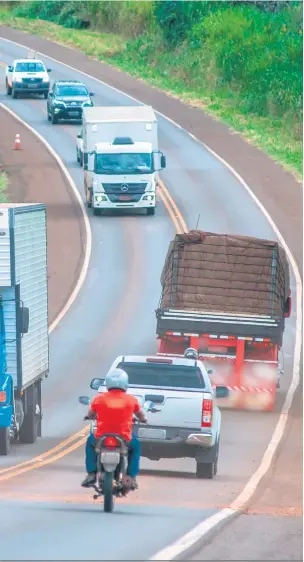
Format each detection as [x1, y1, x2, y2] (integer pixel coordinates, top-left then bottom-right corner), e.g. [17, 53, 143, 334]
[0, 37, 300, 561]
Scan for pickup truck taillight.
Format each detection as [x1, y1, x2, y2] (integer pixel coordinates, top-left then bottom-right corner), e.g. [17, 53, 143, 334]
[202, 398, 213, 428]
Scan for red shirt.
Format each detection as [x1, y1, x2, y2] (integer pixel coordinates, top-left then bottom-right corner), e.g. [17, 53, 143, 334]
[90, 389, 141, 441]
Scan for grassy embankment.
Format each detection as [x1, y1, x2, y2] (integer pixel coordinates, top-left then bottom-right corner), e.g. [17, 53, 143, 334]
[0, 2, 302, 179]
[0, 172, 8, 202]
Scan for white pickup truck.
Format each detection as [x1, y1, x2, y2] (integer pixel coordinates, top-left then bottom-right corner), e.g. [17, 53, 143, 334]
[90, 354, 222, 479]
[5, 57, 52, 99]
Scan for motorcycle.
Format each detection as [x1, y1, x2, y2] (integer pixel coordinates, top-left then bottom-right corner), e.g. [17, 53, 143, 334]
[78, 394, 160, 513]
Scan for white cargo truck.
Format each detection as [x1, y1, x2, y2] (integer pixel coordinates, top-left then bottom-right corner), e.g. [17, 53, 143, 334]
[0, 204, 49, 455]
[81, 105, 166, 216]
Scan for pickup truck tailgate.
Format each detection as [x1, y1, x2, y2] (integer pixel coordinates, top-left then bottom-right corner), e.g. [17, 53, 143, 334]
[130, 387, 204, 428]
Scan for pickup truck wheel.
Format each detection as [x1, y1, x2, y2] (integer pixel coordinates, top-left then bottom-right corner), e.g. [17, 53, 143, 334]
[12, 88, 18, 99]
[19, 385, 39, 444]
[43, 92, 48, 99]
[51, 113, 58, 125]
[196, 461, 215, 479]
[77, 150, 80, 163]
[6, 81, 12, 95]
[93, 207, 101, 216]
[0, 427, 11, 456]
[147, 207, 155, 216]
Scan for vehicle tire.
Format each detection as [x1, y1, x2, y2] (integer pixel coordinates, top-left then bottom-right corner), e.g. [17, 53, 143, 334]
[51, 113, 58, 125]
[93, 207, 101, 216]
[196, 461, 215, 479]
[12, 88, 18, 99]
[103, 471, 114, 513]
[0, 427, 11, 456]
[18, 385, 39, 444]
[147, 207, 155, 216]
[43, 92, 48, 99]
[47, 111, 51, 122]
[6, 81, 12, 95]
[77, 150, 80, 163]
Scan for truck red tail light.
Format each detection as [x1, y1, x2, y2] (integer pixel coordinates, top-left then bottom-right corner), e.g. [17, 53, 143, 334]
[202, 398, 213, 428]
[0, 391, 6, 403]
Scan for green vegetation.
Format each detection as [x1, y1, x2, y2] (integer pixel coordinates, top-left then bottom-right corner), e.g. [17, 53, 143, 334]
[0, 1, 302, 178]
[0, 172, 8, 203]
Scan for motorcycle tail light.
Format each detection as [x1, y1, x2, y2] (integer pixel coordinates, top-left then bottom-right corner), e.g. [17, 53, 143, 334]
[104, 436, 119, 448]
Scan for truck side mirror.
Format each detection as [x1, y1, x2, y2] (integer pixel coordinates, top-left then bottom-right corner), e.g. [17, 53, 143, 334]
[47, 68, 52, 72]
[284, 295, 291, 318]
[215, 386, 229, 399]
[77, 134, 82, 139]
[18, 305, 29, 335]
[161, 155, 166, 169]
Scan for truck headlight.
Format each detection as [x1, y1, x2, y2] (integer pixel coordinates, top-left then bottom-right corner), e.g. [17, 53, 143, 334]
[95, 195, 107, 202]
[143, 194, 155, 201]
[14, 77, 22, 83]
[42, 77, 49, 83]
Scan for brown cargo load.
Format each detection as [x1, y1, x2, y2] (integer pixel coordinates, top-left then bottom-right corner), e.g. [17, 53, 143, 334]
[160, 230, 290, 316]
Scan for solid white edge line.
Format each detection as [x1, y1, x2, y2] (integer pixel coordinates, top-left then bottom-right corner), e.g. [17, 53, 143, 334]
[0, 101, 92, 335]
[0, 36, 302, 560]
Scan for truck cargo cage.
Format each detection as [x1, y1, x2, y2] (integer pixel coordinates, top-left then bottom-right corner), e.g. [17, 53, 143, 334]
[156, 308, 284, 345]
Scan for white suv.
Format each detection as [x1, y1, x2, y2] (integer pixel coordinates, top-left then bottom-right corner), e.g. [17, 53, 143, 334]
[6, 58, 52, 99]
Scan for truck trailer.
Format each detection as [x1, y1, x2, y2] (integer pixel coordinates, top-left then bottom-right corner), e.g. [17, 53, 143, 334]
[0, 204, 48, 454]
[80, 105, 166, 216]
[156, 230, 291, 411]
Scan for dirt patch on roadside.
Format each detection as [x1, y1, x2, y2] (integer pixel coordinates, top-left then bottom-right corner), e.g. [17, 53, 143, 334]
[0, 105, 85, 326]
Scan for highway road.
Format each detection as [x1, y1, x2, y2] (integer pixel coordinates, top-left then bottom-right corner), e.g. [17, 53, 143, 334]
[0, 37, 300, 560]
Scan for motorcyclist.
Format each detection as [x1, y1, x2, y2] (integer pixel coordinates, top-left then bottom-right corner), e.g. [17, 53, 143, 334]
[184, 347, 199, 360]
[81, 368, 147, 489]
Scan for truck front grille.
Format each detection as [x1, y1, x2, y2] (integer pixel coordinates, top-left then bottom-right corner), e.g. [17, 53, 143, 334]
[102, 183, 147, 195]
[22, 77, 43, 84]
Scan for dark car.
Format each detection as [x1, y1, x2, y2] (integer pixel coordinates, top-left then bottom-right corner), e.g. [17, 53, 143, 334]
[47, 80, 94, 124]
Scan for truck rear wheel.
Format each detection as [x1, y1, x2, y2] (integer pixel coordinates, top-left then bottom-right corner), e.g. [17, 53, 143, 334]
[196, 461, 215, 479]
[0, 427, 11, 455]
[19, 385, 39, 444]
[6, 80, 12, 95]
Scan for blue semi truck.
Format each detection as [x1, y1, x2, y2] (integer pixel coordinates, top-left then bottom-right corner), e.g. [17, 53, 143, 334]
[0, 203, 49, 455]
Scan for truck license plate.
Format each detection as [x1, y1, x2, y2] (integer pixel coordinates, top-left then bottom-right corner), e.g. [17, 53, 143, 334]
[29, 84, 38, 88]
[118, 195, 131, 201]
[138, 428, 166, 440]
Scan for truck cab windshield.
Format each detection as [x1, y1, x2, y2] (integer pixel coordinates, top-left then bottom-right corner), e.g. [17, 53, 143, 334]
[95, 153, 153, 175]
[15, 62, 45, 72]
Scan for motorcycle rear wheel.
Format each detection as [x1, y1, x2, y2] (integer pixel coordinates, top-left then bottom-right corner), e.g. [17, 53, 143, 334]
[103, 471, 114, 513]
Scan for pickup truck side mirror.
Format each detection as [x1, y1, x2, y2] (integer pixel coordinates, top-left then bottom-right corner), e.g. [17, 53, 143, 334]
[7, 65, 13, 72]
[90, 92, 95, 96]
[207, 369, 213, 376]
[215, 386, 229, 399]
[90, 377, 105, 390]
[77, 134, 82, 139]
[47, 68, 52, 72]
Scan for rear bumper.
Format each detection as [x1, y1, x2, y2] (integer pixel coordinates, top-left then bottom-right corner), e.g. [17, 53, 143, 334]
[133, 425, 214, 448]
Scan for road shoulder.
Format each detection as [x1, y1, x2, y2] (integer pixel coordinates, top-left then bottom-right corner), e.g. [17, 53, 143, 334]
[0, 105, 85, 325]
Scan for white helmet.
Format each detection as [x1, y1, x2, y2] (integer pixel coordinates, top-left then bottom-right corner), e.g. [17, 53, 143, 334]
[105, 367, 128, 392]
[184, 347, 199, 360]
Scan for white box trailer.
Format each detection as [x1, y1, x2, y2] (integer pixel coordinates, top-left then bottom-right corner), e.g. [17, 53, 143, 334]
[80, 105, 166, 216]
[0, 203, 48, 454]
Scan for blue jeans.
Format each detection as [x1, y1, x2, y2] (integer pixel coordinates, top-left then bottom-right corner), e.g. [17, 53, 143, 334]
[85, 433, 141, 478]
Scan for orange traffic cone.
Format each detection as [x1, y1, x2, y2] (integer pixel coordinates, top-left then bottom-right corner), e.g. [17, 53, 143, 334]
[14, 134, 21, 150]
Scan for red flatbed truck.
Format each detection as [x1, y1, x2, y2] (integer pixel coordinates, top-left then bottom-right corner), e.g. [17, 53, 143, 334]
[156, 231, 291, 411]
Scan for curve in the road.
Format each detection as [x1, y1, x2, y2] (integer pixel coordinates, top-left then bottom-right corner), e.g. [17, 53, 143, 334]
[0, 36, 301, 559]
[0, 101, 92, 335]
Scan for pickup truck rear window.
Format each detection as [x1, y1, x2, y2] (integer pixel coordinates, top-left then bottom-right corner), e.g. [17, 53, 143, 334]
[117, 362, 205, 389]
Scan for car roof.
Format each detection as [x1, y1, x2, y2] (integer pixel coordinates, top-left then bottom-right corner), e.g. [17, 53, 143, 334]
[54, 80, 86, 85]
[115, 354, 204, 368]
[14, 59, 44, 64]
